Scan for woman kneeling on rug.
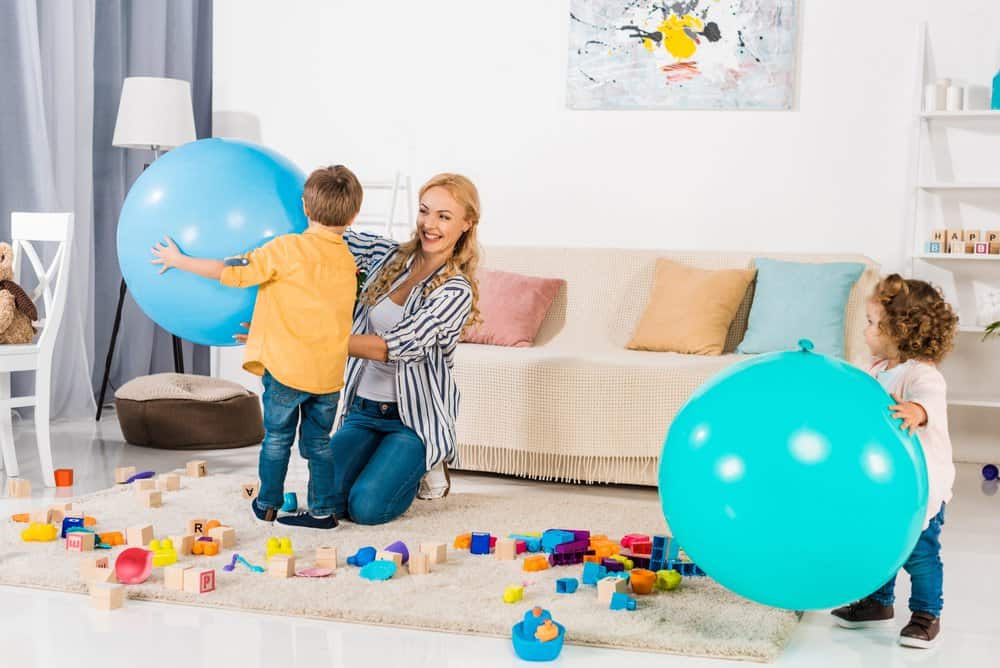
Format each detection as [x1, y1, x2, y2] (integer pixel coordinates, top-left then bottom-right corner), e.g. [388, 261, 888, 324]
[332, 173, 482, 524]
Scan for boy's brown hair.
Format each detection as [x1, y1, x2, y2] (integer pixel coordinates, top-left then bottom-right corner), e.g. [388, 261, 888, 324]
[303, 165, 363, 227]
[873, 274, 958, 364]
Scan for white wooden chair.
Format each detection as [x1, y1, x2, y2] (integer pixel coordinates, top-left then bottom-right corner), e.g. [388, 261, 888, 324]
[0, 212, 73, 487]
[355, 172, 413, 240]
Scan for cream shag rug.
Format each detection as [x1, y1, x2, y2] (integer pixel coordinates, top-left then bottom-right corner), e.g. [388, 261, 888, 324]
[0, 472, 798, 662]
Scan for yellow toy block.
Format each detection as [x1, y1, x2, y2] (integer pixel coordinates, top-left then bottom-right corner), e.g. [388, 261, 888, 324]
[150, 538, 178, 567]
[503, 585, 524, 604]
[266, 536, 293, 560]
[21, 523, 57, 542]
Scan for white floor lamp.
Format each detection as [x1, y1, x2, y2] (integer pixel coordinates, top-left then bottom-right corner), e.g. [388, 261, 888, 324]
[96, 77, 196, 420]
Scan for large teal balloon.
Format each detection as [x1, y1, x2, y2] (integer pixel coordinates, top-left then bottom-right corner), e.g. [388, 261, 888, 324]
[117, 138, 307, 346]
[659, 341, 928, 610]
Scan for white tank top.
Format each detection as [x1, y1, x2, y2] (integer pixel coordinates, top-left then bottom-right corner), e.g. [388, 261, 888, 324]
[356, 296, 405, 402]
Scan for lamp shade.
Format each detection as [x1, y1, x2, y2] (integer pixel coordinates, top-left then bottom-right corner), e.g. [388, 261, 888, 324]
[112, 77, 196, 150]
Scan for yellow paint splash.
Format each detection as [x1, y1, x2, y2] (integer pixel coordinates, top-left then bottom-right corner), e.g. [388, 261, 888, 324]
[658, 14, 703, 59]
[643, 38, 655, 53]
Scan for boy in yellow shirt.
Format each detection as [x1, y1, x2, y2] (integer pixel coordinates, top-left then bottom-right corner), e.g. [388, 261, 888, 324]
[151, 165, 361, 530]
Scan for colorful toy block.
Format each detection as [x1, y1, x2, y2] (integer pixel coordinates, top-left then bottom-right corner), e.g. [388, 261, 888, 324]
[554, 539, 590, 554]
[149, 539, 178, 567]
[926, 241, 942, 253]
[602, 557, 625, 573]
[419, 542, 447, 564]
[515, 540, 528, 554]
[626, 553, 651, 569]
[655, 569, 682, 591]
[90, 583, 125, 610]
[494, 538, 517, 561]
[556, 578, 579, 594]
[269, 555, 296, 578]
[191, 538, 220, 556]
[183, 568, 216, 593]
[408, 552, 431, 575]
[186, 460, 207, 477]
[21, 523, 57, 542]
[315, 546, 337, 569]
[347, 546, 377, 567]
[608, 554, 634, 570]
[53, 468, 74, 486]
[126, 524, 153, 547]
[66, 532, 96, 552]
[509, 533, 542, 552]
[6, 478, 31, 497]
[597, 576, 630, 605]
[630, 540, 652, 555]
[590, 539, 620, 559]
[240, 481, 259, 500]
[610, 592, 637, 611]
[453, 533, 472, 550]
[470, 532, 492, 555]
[582, 562, 608, 585]
[164, 564, 192, 590]
[548, 550, 590, 567]
[541, 529, 575, 553]
[157, 474, 181, 491]
[376, 550, 403, 567]
[98, 531, 124, 546]
[673, 561, 706, 577]
[59, 516, 84, 538]
[523, 555, 549, 572]
[649, 535, 671, 572]
[629, 568, 656, 594]
[503, 585, 524, 604]
[170, 534, 195, 555]
[384, 540, 409, 564]
[620, 533, 649, 549]
[360, 559, 397, 581]
[266, 537, 293, 560]
[209, 526, 236, 549]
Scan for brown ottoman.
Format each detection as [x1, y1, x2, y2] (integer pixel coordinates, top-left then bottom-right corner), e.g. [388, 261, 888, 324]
[115, 373, 263, 450]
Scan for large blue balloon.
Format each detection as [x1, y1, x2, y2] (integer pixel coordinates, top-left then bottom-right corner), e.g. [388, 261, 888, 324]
[659, 341, 928, 610]
[117, 138, 307, 346]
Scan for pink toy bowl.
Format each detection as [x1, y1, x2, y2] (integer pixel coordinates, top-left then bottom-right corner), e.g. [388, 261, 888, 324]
[296, 568, 333, 578]
[115, 547, 153, 584]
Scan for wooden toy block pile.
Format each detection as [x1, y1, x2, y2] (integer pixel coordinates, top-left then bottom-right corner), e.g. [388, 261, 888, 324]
[926, 228, 1000, 255]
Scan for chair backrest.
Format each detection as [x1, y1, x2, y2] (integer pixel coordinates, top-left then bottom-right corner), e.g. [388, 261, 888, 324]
[9, 212, 73, 352]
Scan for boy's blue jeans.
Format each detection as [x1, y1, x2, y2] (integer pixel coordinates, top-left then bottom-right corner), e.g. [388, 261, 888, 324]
[258, 372, 339, 516]
[871, 503, 945, 616]
[328, 396, 427, 525]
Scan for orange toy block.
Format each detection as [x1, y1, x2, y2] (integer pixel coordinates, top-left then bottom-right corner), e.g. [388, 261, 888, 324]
[11, 513, 29, 523]
[453, 533, 471, 550]
[629, 568, 656, 595]
[83, 516, 97, 527]
[186, 460, 208, 477]
[535, 619, 559, 642]
[523, 555, 549, 572]
[191, 539, 220, 556]
[99, 531, 124, 546]
[54, 468, 74, 487]
[582, 554, 602, 564]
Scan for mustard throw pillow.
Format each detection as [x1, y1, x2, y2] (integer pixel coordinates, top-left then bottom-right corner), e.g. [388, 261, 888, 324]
[628, 259, 756, 355]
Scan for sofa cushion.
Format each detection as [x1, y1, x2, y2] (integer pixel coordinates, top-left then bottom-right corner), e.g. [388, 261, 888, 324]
[736, 258, 866, 358]
[461, 268, 564, 347]
[628, 259, 756, 355]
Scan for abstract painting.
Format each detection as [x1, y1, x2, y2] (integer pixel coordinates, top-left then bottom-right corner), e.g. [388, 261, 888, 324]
[567, 1, 797, 110]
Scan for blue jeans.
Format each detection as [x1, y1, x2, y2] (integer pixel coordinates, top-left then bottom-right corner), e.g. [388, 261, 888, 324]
[328, 396, 427, 525]
[258, 372, 340, 516]
[871, 504, 945, 616]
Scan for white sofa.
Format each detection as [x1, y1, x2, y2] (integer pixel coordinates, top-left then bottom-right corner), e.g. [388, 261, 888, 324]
[452, 247, 879, 486]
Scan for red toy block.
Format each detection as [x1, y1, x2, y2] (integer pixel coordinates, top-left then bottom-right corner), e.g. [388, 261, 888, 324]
[620, 534, 650, 549]
[515, 540, 527, 554]
[631, 541, 652, 555]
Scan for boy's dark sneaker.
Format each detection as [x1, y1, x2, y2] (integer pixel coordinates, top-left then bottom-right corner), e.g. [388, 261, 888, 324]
[251, 498, 278, 523]
[899, 612, 940, 648]
[830, 597, 895, 628]
[276, 512, 339, 530]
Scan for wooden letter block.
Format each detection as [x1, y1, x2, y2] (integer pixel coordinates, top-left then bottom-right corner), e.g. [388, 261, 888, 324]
[6, 478, 31, 497]
[240, 481, 259, 500]
[134, 478, 155, 491]
[976, 242, 990, 255]
[114, 466, 136, 484]
[29, 509, 53, 525]
[494, 539, 517, 561]
[420, 542, 447, 564]
[986, 230, 1000, 244]
[183, 568, 216, 594]
[597, 576, 630, 605]
[315, 546, 337, 569]
[169, 534, 195, 556]
[164, 565, 193, 591]
[208, 526, 236, 549]
[89, 583, 125, 610]
[945, 229, 962, 253]
[157, 474, 181, 492]
[188, 519, 208, 536]
[926, 241, 941, 253]
[268, 555, 296, 578]
[66, 532, 96, 552]
[408, 552, 431, 575]
[964, 230, 982, 243]
[376, 550, 403, 567]
[126, 524, 153, 547]
[140, 490, 162, 508]
[186, 460, 208, 477]
[992, 241, 1000, 255]
[930, 229, 947, 243]
[79, 555, 110, 582]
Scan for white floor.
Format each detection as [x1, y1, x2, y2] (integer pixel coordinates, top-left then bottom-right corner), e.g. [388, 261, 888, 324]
[1, 415, 998, 667]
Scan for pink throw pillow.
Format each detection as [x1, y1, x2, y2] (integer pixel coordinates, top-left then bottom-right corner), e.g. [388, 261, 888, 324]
[461, 268, 564, 347]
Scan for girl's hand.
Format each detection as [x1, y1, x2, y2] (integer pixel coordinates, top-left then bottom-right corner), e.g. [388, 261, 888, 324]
[233, 321, 250, 343]
[151, 236, 184, 274]
[890, 394, 927, 435]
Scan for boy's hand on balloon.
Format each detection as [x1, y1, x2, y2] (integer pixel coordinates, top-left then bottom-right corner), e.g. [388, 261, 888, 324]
[233, 321, 250, 343]
[890, 394, 927, 435]
[150, 236, 183, 274]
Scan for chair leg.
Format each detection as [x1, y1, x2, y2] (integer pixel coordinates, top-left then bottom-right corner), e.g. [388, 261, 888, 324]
[35, 366, 55, 487]
[0, 373, 17, 477]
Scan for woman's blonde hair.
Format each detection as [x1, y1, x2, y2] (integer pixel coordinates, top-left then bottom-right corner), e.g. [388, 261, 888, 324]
[361, 173, 481, 331]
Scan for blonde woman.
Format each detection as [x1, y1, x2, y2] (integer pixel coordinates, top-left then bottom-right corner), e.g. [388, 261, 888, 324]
[322, 173, 482, 525]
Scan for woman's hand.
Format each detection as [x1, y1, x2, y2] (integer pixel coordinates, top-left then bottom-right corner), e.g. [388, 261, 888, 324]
[151, 236, 184, 274]
[234, 322, 250, 343]
[890, 394, 927, 435]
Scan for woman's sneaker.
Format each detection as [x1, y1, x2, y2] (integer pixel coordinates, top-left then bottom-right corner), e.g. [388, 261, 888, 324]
[276, 512, 339, 530]
[899, 612, 940, 648]
[830, 597, 895, 628]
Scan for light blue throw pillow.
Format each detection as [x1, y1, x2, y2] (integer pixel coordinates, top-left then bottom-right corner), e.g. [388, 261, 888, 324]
[736, 258, 866, 358]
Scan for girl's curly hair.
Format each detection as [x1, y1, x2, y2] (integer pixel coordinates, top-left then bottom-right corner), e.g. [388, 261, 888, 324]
[872, 274, 958, 364]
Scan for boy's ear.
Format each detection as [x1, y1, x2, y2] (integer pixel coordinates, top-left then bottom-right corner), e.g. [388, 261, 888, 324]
[301, 197, 312, 219]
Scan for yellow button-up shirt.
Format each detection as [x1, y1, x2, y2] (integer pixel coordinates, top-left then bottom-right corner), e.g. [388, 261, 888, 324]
[220, 225, 356, 394]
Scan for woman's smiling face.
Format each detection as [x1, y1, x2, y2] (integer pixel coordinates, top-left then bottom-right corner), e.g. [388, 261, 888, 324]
[416, 186, 471, 255]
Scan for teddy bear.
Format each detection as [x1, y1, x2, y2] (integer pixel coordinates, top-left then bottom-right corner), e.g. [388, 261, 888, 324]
[0, 242, 38, 344]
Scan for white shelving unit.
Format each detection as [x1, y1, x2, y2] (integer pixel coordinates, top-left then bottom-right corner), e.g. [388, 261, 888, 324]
[908, 23, 1000, 425]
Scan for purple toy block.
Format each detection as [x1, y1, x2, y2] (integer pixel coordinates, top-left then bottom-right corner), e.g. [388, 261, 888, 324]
[559, 529, 590, 543]
[602, 558, 624, 573]
[549, 550, 589, 566]
[554, 539, 590, 554]
[385, 540, 410, 564]
[628, 553, 651, 569]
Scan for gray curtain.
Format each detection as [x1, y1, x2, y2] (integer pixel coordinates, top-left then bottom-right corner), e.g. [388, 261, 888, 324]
[0, 0, 212, 420]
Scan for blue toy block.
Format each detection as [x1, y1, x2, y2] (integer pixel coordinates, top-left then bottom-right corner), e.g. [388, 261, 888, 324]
[582, 562, 608, 585]
[926, 241, 942, 253]
[666, 535, 680, 562]
[675, 561, 707, 577]
[359, 559, 397, 581]
[650, 534, 672, 572]
[60, 516, 84, 539]
[347, 546, 377, 567]
[470, 532, 492, 555]
[509, 534, 542, 552]
[541, 529, 575, 553]
[609, 592, 636, 611]
[556, 577, 579, 594]
[613, 571, 630, 582]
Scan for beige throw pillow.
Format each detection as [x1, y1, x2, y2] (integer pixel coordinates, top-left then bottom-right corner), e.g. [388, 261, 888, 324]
[628, 259, 756, 355]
